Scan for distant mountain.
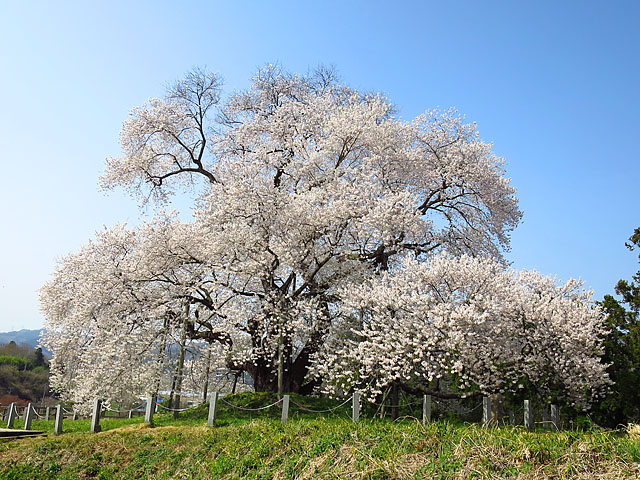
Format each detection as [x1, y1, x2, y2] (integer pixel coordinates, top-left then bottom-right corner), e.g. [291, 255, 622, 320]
[0, 329, 49, 355]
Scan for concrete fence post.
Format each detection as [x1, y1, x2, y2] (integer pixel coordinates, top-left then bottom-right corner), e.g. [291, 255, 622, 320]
[208, 392, 219, 426]
[54, 405, 63, 435]
[145, 395, 156, 425]
[6, 403, 16, 428]
[72, 410, 78, 421]
[352, 392, 360, 423]
[524, 399, 533, 430]
[281, 395, 290, 424]
[90, 398, 103, 433]
[128, 410, 133, 419]
[45, 406, 50, 421]
[550, 404, 559, 431]
[482, 396, 492, 428]
[24, 403, 34, 430]
[422, 395, 432, 424]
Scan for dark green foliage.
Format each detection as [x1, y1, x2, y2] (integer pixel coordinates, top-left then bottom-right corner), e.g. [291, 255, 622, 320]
[0, 342, 50, 402]
[29, 347, 47, 369]
[595, 227, 640, 427]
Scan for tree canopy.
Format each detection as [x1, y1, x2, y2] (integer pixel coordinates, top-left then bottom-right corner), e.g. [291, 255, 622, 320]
[40, 66, 608, 410]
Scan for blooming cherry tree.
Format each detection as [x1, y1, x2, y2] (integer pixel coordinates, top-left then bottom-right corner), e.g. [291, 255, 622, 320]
[314, 254, 609, 407]
[42, 66, 608, 408]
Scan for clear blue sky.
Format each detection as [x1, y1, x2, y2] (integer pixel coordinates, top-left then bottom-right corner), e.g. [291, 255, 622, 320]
[0, 0, 638, 332]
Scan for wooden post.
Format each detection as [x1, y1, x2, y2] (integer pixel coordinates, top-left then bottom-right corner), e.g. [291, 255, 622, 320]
[524, 400, 533, 430]
[145, 395, 156, 425]
[550, 404, 559, 431]
[24, 403, 34, 430]
[281, 395, 290, 424]
[208, 392, 219, 426]
[45, 406, 50, 421]
[6, 403, 16, 428]
[352, 392, 360, 423]
[422, 395, 431, 424]
[54, 405, 63, 435]
[90, 398, 103, 433]
[482, 396, 492, 428]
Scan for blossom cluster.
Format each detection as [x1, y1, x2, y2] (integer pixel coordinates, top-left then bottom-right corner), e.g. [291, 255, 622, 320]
[313, 254, 609, 408]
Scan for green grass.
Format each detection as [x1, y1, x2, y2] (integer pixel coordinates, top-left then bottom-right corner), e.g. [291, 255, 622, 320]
[1, 393, 638, 479]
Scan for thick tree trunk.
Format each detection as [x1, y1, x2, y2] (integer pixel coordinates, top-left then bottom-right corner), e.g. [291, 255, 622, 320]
[242, 346, 315, 394]
[222, 296, 331, 394]
[244, 361, 277, 392]
[251, 370, 277, 392]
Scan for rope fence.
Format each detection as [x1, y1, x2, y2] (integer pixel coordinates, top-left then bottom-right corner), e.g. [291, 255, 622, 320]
[104, 404, 145, 414]
[289, 396, 352, 413]
[1, 392, 563, 435]
[219, 397, 283, 411]
[368, 399, 423, 408]
[157, 403, 203, 413]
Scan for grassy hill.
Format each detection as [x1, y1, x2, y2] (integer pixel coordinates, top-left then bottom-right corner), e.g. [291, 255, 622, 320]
[0, 393, 638, 479]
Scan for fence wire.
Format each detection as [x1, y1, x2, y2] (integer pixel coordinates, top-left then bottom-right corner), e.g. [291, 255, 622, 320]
[289, 397, 352, 413]
[1, 388, 567, 434]
[104, 404, 145, 414]
[368, 399, 422, 408]
[157, 403, 203, 413]
[220, 397, 283, 411]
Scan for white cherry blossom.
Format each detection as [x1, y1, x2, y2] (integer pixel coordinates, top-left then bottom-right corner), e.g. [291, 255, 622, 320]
[40, 67, 607, 410]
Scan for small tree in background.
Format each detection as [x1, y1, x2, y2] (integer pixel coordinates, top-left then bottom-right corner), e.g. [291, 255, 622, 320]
[596, 227, 640, 426]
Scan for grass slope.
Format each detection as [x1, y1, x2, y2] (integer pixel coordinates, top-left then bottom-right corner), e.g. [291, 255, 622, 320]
[0, 393, 638, 479]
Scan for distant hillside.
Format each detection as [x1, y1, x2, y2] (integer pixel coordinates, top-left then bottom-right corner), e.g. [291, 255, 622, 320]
[0, 329, 49, 355]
